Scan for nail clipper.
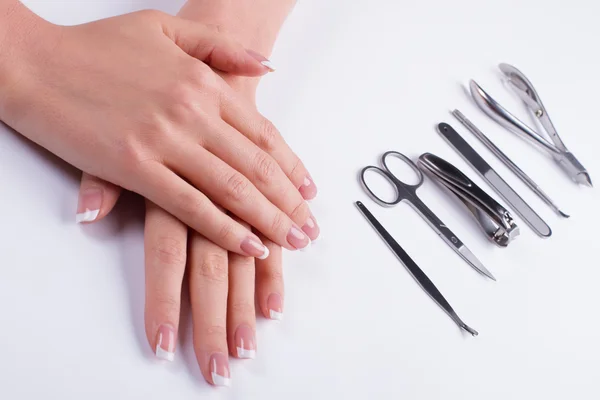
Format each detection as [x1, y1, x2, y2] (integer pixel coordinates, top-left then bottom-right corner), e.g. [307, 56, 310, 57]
[417, 153, 520, 247]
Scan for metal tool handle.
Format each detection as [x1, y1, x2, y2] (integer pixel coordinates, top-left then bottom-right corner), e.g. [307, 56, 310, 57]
[499, 63, 568, 151]
[469, 80, 561, 156]
[452, 109, 569, 218]
[355, 201, 478, 336]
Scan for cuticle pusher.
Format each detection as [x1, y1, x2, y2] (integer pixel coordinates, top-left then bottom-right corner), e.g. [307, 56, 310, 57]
[355, 201, 478, 336]
[438, 122, 552, 238]
[452, 109, 569, 218]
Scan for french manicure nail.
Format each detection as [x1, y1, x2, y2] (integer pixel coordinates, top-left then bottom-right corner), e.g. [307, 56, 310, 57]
[155, 324, 176, 361]
[299, 176, 317, 200]
[267, 293, 283, 321]
[246, 49, 276, 72]
[76, 187, 102, 223]
[210, 353, 231, 387]
[301, 215, 320, 242]
[241, 237, 270, 259]
[287, 225, 310, 250]
[235, 325, 256, 359]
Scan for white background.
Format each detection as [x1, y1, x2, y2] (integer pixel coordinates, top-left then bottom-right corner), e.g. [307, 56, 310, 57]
[2, 1, 599, 399]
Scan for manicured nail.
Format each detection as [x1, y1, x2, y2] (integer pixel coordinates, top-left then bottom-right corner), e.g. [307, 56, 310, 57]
[235, 325, 256, 359]
[267, 293, 283, 321]
[286, 225, 310, 250]
[240, 237, 269, 259]
[155, 324, 176, 361]
[210, 353, 231, 387]
[301, 215, 320, 242]
[246, 49, 276, 72]
[76, 187, 102, 223]
[299, 176, 317, 200]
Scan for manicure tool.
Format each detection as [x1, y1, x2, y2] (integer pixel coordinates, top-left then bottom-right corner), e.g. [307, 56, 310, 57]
[417, 152, 519, 248]
[355, 201, 478, 336]
[438, 123, 552, 238]
[452, 109, 569, 218]
[470, 63, 592, 187]
[360, 151, 493, 279]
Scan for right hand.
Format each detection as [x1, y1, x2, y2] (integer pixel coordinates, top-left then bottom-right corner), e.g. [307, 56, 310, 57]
[0, 9, 319, 256]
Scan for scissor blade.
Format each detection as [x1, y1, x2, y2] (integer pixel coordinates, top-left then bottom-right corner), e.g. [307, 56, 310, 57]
[458, 245, 496, 281]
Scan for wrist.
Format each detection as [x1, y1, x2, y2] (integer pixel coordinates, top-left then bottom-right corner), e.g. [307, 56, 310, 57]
[0, 2, 56, 120]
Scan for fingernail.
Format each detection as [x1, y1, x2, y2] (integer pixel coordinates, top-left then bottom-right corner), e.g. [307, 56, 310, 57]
[267, 293, 283, 321]
[210, 353, 231, 387]
[241, 237, 270, 259]
[155, 324, 176, 361]
[235, 325, 256, 359]
[301, 215, 320, 242]
[286, 225, 310, 250]
[299, 176, 317, 200]
[246, 49, 276, 72]
[76, 187, 102, 223]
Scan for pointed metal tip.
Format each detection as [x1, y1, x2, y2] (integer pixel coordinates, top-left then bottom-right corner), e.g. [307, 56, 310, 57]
[458, 246, 495, 281]
[558, 210, 570, 219]
[462, 324, 479, 337]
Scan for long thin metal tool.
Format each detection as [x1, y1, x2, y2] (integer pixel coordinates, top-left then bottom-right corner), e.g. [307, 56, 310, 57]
[438, 123, 552, 238]
[355, 201, 478, 336]
[452, 109, 569, 218]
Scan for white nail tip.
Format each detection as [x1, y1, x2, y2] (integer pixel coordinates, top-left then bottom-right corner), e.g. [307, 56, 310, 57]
[211, 372, 232, 387]
[258, 245, 270, 260]
[269, 309, 283, 321]
[155, 346, 175, 362]
[76, 209, 100, 223]
[236, 347, 256, 359]
[261, 60, 276, 71]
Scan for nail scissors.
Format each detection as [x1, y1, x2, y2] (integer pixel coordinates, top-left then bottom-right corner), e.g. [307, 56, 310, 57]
[470, 63, 592, 187]
[360, 151, 494, 280]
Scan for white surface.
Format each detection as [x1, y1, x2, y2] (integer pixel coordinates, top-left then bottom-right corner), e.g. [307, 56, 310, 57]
[2, 1, 600, 399]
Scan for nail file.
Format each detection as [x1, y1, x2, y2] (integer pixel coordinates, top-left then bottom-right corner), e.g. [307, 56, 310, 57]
[437, 123, 551, 238]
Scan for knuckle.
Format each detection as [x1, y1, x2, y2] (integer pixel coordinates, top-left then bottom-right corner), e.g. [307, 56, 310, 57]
[257, 118, 279, 151]
[269, 211, 288, 236]
[216, 222, 235, 243]
[194, 252, 228, 283]
[152, 291, 180, 315]
[253, 152, 279, 186]
[137, 9, 166, 22]
[201, 324, 227, 339]
[228, 300, 255, 316]
[149, 236, 186, 269]
[165, 81, 200, 120]
[262, 268, 284, 284]
[289, 199, 311, 222]
[174, 191, 205, 224]
[186, 62, 219, 90]
[290, 156, 306, 183]
[224, 173, 252, 203]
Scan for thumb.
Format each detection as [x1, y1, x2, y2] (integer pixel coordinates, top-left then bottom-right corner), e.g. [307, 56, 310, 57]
[162, 17, 275, 76]
[76, 173, 122, 224]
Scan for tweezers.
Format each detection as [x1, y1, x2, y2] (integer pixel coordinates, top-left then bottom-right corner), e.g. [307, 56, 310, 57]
[355, 201, 478, 336]
[470, 63, 592, 187]
[417, 153, 519, 247]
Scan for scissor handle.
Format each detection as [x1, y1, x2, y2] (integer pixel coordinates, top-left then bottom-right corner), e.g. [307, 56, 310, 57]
[360, 152, 424, 206]
[360, 166, 402, 206]
[381, 151, 425, 189]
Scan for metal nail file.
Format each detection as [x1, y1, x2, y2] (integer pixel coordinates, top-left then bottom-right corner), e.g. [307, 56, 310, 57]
[355, 201, 478, 336]
[438, 123, 552, 238]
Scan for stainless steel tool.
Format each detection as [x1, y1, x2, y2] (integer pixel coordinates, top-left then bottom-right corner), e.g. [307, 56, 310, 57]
[359, 151, 494, 280]
[438, 123, 552, 238]
[470, 63, 592, 187]
[452, 109, 569, 218]
[417, 152, 519, 247]
[355, 201, 478, 336]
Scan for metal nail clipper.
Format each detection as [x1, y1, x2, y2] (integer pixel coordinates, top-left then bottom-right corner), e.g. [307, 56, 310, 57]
[470, 63, 592, 187]
[417, 153, 519, 247]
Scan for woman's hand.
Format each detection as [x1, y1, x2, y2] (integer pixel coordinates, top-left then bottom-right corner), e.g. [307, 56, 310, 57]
[0, 7, 319, 256]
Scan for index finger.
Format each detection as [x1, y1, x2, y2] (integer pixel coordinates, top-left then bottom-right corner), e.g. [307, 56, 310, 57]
[219, 94, 318, 200]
